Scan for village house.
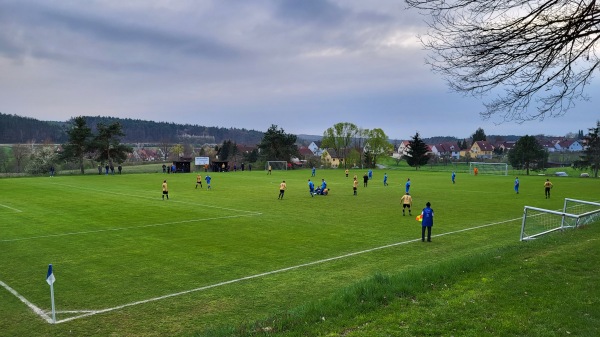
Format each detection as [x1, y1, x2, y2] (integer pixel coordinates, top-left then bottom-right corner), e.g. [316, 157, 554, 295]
[430, 142, 461, 160]
[469, 141, 495, 159]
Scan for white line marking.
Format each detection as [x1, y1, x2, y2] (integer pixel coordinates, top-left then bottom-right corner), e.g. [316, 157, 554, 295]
[2, 182, 262, 242]
[0, 280, 53, 324]
[36, 216, 520, 324]
[0, 203, 23, 212]
[51, 182, 259, 214]
[1, 213, 261, 242]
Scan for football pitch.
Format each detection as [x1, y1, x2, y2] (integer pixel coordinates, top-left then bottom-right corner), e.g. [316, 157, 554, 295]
[0, 169, 598, 336]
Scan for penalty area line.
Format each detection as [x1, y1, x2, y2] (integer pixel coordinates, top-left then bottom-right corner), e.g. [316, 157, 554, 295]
[0, 203, 23, 212]
[51, 182, 260, 215]
[1, 213, 262, 243]
[49, 216, 521, 324]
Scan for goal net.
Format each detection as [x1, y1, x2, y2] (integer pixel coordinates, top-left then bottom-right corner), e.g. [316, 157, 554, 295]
[563, 198, 600, 227]
[266, 161, 288, 171]
[469, 162, 508, 176]
[520, 199, 600, 241]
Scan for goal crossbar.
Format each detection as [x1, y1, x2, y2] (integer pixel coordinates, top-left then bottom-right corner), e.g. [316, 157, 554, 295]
[469, 162, 508, 176]
[266, 161, 288, 171]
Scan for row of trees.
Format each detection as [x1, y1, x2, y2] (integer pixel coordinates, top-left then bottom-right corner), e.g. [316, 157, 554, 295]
[60, 117, 133, 174]
[251, 121, 600, 176]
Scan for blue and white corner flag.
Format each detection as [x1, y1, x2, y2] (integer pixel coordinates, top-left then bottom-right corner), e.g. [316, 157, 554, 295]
[46, 264, 55, 285]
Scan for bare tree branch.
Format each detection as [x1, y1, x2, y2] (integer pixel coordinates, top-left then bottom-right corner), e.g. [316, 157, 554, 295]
[407, 0, 600, 122]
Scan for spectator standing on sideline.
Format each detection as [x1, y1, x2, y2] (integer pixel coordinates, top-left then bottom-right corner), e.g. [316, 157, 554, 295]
[118, 165, 122, 174]
[363, 173, 368, 187]
[308, 179, 315, 197]
[514, 177, 520, 194]
[105, 164, 109, 175]
[451, 171, 456, 184]
[205, 175, 212, 190]
[50, 166, 55, 177]
[400, 192, 413, 216]
[162, 180, 169, 200]
[278, 180, 287, 199]
[421, 202, 434, 242]
[544, 179, 553, 198]
[353, 177, 358, 196]
[162, 164, 166, 173]
[405, 178, 411, 193]
[98, 164, 102, 175]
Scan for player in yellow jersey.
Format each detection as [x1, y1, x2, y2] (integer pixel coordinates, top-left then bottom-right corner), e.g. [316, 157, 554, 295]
[195, 174, 203, 189]
[544, 179, 553, 198]
[278, 180, 287, 199]
[162, 180, 169, 200]
[400, 192, 413, 216]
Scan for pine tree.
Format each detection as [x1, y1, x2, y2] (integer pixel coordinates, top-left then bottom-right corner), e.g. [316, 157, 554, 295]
[406, 132, 430, 169]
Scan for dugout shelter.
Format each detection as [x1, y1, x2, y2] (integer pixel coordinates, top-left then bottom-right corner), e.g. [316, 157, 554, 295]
[211, 161, 229, 172]
[172, 158, 192, 173]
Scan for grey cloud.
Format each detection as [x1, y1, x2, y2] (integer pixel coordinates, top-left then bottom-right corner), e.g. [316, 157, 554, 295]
[0, 1, 245, 67]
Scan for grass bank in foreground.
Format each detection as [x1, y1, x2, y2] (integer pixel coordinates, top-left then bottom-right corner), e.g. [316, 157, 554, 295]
[203, 223, 600, 336]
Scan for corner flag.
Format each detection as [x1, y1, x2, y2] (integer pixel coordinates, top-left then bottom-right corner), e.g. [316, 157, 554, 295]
[46, 264, 57, 323]
[46, 264, 55, 285]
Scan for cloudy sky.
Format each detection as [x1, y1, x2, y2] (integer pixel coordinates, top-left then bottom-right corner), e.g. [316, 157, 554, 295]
[1, 0, 598, 140]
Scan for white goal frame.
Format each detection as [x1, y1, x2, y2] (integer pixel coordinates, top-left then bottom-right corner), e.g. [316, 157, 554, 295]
[469, 162, 508, 176]
[266, 161, 288, 171]
[520, 198, 600, 241]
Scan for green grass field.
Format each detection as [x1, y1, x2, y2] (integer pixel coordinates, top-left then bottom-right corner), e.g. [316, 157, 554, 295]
[0, 168, 598, 336]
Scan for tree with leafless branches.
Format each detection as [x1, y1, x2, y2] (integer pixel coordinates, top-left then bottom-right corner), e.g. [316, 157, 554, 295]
[406, 0, 600, 122]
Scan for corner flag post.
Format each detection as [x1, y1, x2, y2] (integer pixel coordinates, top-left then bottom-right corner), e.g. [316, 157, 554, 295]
[46, 264, 56, 323]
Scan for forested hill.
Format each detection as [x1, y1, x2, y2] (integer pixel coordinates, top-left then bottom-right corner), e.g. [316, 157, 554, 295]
[0, 113, 264, 145]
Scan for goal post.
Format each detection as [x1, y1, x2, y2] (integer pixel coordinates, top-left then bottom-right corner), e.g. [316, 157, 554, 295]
[563, 198, 600, 228]
[520, 199, 600, 241]
[469, 162, 508, 176]
[266, 161, 288, 171]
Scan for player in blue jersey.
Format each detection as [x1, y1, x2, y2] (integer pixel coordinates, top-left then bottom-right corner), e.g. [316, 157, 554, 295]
[421, 202, 434, 242]
[308, 179, 315, 197]
[205, 175, 212, 190]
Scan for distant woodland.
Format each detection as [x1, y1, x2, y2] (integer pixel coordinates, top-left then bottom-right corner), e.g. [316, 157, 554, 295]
[0, 113, 265, 145]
